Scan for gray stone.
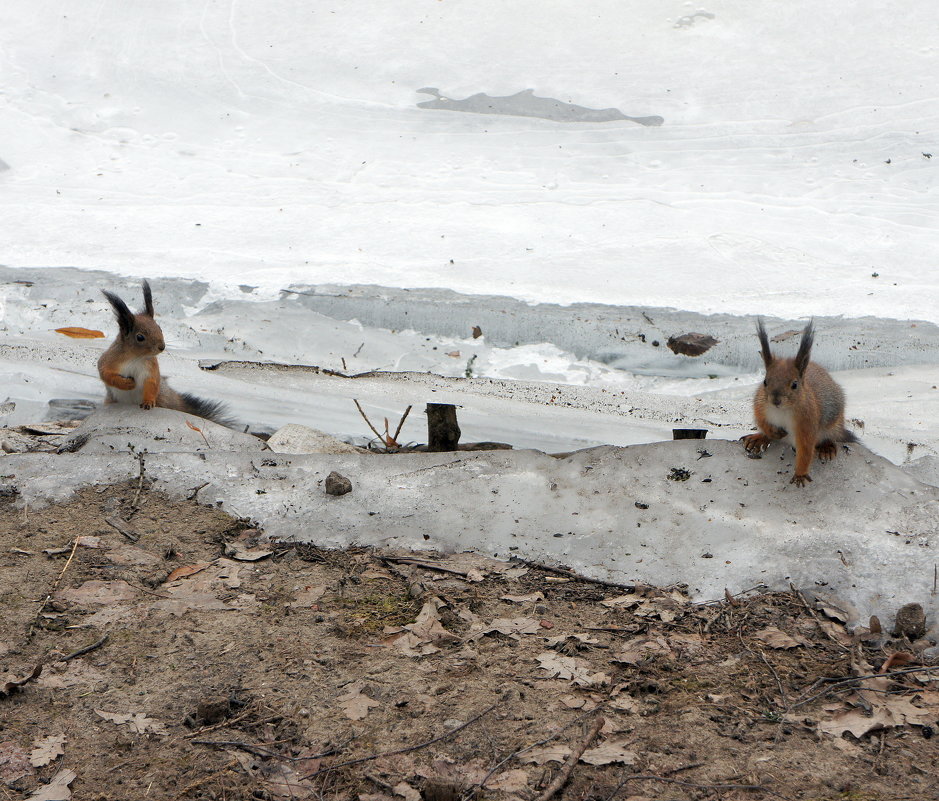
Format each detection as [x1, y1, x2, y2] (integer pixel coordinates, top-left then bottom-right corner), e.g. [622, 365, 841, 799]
[324, 471, 352, 496]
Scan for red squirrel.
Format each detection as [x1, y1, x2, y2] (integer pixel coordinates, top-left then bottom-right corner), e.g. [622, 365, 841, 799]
[98, 281, 231, 426]
[742, 319, 854, 487]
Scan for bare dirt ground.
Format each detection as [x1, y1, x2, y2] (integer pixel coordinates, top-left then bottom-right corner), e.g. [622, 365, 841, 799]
[1, 481, 938, 801]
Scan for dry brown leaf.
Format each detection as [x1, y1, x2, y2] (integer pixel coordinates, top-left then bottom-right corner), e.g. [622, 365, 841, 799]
[392, 782, 421, 801]
[520, 744, 572, 764]
[55, 327, 105, 339]
[535, 652, 610, 687]
[580, 738, 637, 766]
[611, 636, 671, 665]
[29, 735, 65, 767]
[56, 580, 137, 606]
[260, 762, 315, 800]
[338, 683, 380, 721]
[391, 597, 459, 657]
[559, 694, 598, 711]
[753, 626, 803, 649]
[599, 595, 640, 609]
[501, 592, 545, 604]
[880, 651, 915, 672]
[224, 542, 273, 562]
[471, 617, 540, 640]
[0, 741, 33, 785]
[1, 664, 42, 698]
[27, 768, 76, 800]
[166, 562, 213, 582]
[94, 709, 168, 735]
[487, 769, 529, 792]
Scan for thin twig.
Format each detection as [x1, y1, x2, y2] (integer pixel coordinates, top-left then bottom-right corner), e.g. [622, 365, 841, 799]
[606, 773, 790, 801]
[184, 707, 257, 739]
[534, 715, 604, 801]
[301, 693, 505, 781]
[129, 450, 147, 515]
[791, 666, 939, 709]
[512, 559, 637, 592]
[379, 555, 471, 579]
[172, 758, 240, 800]
[192, 740, 340, 762]
[33, 536, 81, 629]
[61, 633, 109, 662]
[392, 405, 412, 443]
[353, 399, 386, 443]
[790, 585, 849, 651]
[476, 707, 601, 792]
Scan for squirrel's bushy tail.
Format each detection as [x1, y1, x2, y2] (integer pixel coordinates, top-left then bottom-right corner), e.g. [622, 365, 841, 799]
[179, 392, 235, 428]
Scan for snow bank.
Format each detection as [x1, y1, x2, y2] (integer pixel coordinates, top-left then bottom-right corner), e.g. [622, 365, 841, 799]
[6, 408, 937, 635]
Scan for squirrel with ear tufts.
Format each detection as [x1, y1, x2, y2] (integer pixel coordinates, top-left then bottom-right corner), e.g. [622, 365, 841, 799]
[98, 281, 232, 426]
[742, 319, 855, 487]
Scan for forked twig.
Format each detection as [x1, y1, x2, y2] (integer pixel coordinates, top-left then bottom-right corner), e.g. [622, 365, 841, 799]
[533, 715, 604, 801]
[300, 693, 505, 780]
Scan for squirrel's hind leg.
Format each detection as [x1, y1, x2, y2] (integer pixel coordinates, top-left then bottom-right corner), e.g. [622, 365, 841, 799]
[816, 440, 837, 461]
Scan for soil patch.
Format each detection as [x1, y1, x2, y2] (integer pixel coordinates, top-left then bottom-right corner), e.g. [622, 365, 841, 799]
[1, 484, 937, 800]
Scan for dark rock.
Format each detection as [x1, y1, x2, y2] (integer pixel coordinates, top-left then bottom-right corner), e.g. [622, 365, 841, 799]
[893, 603, 926, 639]
[325, 471, 353, 496]
[667, 333, 719, 357]
[196, 698, 231, 726]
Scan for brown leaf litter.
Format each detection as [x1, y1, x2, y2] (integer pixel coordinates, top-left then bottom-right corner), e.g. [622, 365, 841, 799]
[0, 481, 937, 800]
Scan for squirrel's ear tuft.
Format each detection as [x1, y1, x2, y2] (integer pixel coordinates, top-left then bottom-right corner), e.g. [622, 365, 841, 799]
[756, 317, 773, 368]
[102, 290, 135, 336]
[141, 280, 155, 318]
[795, 320, 814, 375]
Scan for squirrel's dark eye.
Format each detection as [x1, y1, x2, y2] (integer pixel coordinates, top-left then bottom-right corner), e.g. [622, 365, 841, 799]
[763, 379, 767, 386]
[136, 333, 145, 342]
[791, 381, 798, 390]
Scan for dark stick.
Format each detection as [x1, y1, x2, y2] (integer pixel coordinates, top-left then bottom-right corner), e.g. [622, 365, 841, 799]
[475, 707, 601, 793]
[379, 555, 470, 579]
[192, 740, 340, 762]
[533, 715, 604, 801]
[512, 559, 637, 592]
[300, 694, 505, 781]
[791, 665, 939, 709]
[61, 633, 109, 662]
[105, 516, 139, 543]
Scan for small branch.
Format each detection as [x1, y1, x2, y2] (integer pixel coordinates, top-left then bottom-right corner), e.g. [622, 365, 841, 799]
[192, 740, 340, 762]
[476, 707, 601, 793]
[105, 516, 139, 543]
[392, 405, 412, 444]
[791, 666, 939, 709]
[379, 555, 471, 579]
[513, 559, 637, 592]
[300, 693, 505, 781]
[128, 449, 147, 515]
[353, 399, 386, 443]
[32, 536, 81, 632]
[790, 585, 849, 651]
[606, 773, 790, 801]
[533, 715, 604, 801]
[61, 633, 109, 662]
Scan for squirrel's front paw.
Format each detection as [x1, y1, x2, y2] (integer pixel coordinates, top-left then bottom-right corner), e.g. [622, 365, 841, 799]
[140, 402, 154, 410]
[741, 433, 771, 454]
[790, 473, 812, 487]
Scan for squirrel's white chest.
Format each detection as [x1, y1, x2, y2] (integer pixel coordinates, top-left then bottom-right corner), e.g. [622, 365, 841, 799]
[763, 404, 796, 443]
[108, 357, 152, 406]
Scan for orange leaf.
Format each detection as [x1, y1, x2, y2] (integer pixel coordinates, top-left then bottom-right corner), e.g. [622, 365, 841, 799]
[185, 420, 202, 432]
[166, 562, 212, 582]
[55, 327, 105, 339]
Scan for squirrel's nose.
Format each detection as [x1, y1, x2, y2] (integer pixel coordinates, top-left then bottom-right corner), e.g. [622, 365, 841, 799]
[158, 343, 165, 351]
[771, 395, 781, 406]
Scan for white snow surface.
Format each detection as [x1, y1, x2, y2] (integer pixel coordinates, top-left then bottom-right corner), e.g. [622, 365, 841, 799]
[7, 408, 938, 635]
[2, 1, 938, 320]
